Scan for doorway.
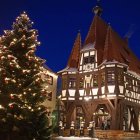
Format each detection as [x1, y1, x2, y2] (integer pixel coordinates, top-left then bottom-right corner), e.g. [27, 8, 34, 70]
[93, 104, 111, 130]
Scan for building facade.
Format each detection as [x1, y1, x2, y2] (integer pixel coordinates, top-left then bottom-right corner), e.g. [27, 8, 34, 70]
[42, 65, 58, 115]
[58, 4, 140, 132]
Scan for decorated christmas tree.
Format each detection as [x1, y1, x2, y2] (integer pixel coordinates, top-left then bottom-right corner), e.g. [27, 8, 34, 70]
[0, 12, 51, 140]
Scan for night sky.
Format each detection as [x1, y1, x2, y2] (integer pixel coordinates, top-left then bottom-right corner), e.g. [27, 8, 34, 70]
[0, 0, 140, 72]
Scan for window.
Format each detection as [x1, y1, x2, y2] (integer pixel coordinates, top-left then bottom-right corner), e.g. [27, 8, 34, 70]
[79, 77, 84, 88]
[126, 77, 132, 90]
[83, 55, 95, 65]
[90, 56, 95, 64]
[47, 92, 52, 101]
[84, 57, 89, 65]
[46, 75, 53, 85]
[101, 72, 105, 86]
[62, 78, 67, 89]
[93, 74, 98, 87]
[69, 78, 76, 88]
[107, 70, 115, 84]
[118, 71, 124, 85]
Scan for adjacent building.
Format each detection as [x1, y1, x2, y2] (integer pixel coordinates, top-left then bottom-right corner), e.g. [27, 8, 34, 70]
[42, 65, 58, 115]
[58, 3, 140, 132]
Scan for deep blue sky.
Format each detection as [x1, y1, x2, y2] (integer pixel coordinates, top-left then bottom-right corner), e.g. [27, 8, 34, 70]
[0, 0, 140, 72]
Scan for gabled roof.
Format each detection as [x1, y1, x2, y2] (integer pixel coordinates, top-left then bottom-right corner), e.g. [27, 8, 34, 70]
[43, 64, 58, 76]
[67, 32, 81, 68]
[102, 24, 140, 74]
[103, 25, 121, 62]
[58, 6, 140, 75]
[58, 32, 81, 74]
[82, 11, 140, 74]
[83, 15, 108, 65]
[84, 15, 108, 46]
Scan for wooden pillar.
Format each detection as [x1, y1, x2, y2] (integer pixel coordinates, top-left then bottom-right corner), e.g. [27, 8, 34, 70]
[133, 108, 139, 132]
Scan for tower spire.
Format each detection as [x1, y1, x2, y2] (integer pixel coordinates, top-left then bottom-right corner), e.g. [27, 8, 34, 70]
[67, 32, 81, 68]
[93, 0, 103, 16]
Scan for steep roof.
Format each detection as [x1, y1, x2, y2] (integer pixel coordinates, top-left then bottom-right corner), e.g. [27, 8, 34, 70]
[58, 6, 140, 75]
[103, 25, 121, 62]
[102, 24, 140, 74]
[82, 12, 140, 74]
[67, 32, 81, 68]
[83, 15, 108, 65]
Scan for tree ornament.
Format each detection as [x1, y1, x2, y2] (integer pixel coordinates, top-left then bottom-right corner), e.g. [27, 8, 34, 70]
[4, 77, 9, 84]
[10, 94, 14, 99]
[9, 104, 14, 109]
[22, 43, 25, 48]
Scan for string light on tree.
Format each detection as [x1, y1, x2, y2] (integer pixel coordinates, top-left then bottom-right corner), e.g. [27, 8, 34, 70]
[0, 11, 50, 139]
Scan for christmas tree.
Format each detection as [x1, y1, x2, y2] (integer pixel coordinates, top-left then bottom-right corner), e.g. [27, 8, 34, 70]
[0, 12, 51, 140]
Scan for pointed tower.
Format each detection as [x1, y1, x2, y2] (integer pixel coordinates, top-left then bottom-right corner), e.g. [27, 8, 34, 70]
[79, 2, 108, 72]
[103, 25, 116, 61]
[58, 32, 81, 73]
[67, 32, 81, 68]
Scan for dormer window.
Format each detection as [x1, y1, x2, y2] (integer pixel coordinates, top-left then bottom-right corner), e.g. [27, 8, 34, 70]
[84, 57, 89, 65]
[83, 55, 95, 65]
[79, 49, 97, 71]
[90, 56, 95, 63]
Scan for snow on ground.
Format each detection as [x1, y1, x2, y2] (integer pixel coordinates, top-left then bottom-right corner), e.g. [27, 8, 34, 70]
[54, 136, 98, 140]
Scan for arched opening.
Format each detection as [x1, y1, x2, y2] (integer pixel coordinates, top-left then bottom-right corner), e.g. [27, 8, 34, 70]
[75, 106, 85, 129]
[93, 104, 111, 130]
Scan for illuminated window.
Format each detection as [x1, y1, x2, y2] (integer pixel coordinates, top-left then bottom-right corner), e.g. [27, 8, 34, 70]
[107, 70, 115, 84]
[46, 75, 53, 85]
[79, 77, 84, 88]
[93, 74, 98, 87]
[69, 78, 76, 88]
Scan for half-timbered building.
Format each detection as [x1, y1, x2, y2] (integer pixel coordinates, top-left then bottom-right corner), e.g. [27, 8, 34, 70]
[58, 3, 140, 132]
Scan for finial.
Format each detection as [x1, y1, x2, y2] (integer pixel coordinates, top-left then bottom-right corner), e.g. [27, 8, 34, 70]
[93, 0, 103, 16]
